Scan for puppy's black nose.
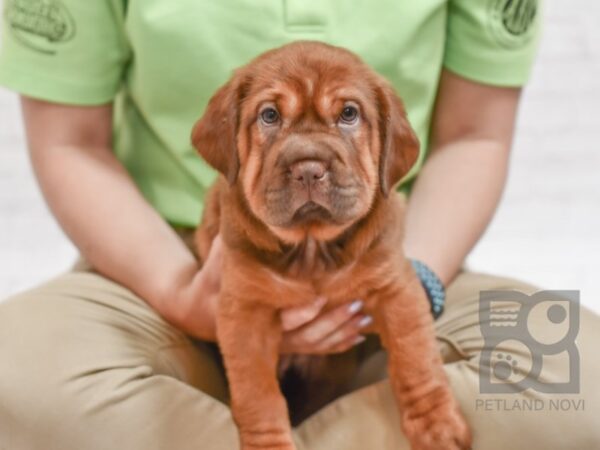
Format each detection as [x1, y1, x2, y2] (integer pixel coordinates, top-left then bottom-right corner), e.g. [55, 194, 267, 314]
[289, 160, 327, 187]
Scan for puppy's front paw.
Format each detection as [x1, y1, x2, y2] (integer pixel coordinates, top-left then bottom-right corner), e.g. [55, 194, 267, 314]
[240, 431, 297, 450]
[403, 406, 471, 450]
[243, 444, 296, 450]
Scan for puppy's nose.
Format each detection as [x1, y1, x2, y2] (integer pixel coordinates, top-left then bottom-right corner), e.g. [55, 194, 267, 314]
[290, 160, 327, 187]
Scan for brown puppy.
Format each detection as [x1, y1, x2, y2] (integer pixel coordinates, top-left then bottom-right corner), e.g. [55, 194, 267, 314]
[192, 41, 471, 450]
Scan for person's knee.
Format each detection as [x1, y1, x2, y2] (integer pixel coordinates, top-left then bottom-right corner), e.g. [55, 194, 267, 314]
[442, 303, 600, 449]
[0, 274, 233, 446]
[0, 286, 233, 450]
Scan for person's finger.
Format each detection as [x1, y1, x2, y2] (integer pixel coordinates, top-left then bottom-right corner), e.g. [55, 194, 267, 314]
[325, 334, 366, 355]
[280, 296, 327, 331]
[205, 235, 222, 262]
[201, 235, 223, 289]
[287, 299, 364, 345]
[314, 314, 372, 353]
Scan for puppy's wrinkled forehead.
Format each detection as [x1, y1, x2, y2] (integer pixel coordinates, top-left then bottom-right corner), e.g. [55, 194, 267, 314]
[242, 44, 377, 122]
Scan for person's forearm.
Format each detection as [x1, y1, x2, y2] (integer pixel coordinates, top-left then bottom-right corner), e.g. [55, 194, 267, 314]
[403, 139, 510, 285]
[27, 130, 199, 320]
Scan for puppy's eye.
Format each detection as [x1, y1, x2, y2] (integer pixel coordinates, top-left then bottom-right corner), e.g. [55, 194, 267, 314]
[339, 105, 359, 125]
[260, 107, 280, 125]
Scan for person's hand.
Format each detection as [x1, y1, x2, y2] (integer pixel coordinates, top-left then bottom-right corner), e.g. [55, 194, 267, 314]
[165, 233, 372, 353]
[162, 234, 223, 342]
[279, 297, 372, 355]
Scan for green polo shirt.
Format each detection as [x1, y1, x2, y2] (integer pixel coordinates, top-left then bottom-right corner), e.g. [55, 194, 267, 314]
[0, 0, 542, 227]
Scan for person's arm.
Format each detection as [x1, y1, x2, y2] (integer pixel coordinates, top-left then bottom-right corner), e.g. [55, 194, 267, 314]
[404, 69, 522, 285]
[20, 97, 218, 335]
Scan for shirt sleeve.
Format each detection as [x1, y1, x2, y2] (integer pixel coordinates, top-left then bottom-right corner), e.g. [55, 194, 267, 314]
[0, 0, 130, 105]
[444, 0, 543, 87]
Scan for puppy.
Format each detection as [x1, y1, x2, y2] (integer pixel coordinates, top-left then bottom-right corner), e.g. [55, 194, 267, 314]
[192, 41, 471, 450]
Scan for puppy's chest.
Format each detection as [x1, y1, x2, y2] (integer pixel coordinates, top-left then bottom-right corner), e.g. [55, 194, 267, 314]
[282, 237, 343, 276]
[281, 239, 350, 276]
[274, 238, 368, 304]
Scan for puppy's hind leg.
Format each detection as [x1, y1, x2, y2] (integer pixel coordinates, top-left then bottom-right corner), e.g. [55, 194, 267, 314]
[217, 298, 296, 450]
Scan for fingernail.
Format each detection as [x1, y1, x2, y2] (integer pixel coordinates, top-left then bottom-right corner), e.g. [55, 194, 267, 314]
[354, 335, 366, 345]
[358, 315, 373, 328]
[348, 300, 363, 314]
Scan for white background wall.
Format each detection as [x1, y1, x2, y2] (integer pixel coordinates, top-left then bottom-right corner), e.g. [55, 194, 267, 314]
[1, 0, 599, 313]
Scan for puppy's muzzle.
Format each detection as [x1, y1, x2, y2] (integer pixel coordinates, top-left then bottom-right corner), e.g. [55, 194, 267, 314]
[285, 157, 332, 223]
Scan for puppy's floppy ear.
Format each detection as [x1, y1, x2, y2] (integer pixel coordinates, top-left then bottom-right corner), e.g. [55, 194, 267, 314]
[191, 73, 248, 185]
[376, 80, 420, 197]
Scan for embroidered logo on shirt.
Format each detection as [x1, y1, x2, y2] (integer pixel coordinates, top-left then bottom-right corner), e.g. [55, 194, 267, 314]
[4, 0, 76, 55]
[488, 0, 538, 48]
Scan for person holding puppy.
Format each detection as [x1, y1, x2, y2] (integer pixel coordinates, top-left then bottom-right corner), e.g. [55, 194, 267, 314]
[0, 0, 598, 449]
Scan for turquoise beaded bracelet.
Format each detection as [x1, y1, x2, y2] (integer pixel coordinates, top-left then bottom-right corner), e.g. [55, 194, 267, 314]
[410, 259, 445, 319]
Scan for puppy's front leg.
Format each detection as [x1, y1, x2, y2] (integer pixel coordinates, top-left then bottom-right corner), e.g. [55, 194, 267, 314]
[375, 270, 471, 450]
[217, 295, 295, 450]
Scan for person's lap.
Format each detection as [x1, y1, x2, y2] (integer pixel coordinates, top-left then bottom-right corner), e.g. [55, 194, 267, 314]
[1, 267, 599, 449]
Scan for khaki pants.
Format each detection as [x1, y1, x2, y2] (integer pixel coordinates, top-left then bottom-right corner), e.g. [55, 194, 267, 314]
[1, 260, 599, 449]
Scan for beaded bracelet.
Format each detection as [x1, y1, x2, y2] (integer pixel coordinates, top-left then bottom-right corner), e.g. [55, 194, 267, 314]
[410, 259, 445, 319]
